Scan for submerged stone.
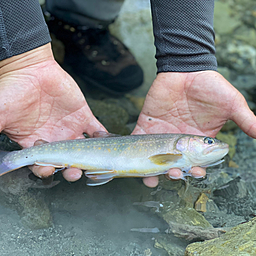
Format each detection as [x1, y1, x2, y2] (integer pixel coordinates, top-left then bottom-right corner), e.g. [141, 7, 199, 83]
[185, 217, 256, 255]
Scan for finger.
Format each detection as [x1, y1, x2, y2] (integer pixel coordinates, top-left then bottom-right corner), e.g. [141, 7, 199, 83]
[143, 176, 159, 188]
[189, 167, 206, 179]
[231, 94, 256, 138]
[62, 168, 83, 182]
[33, 139, 49, 146]
[166, 168, 185, 180]
[29, 165, 55, 178]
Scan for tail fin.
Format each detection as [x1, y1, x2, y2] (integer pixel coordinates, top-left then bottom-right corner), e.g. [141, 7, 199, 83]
[0, 151, 20, 176]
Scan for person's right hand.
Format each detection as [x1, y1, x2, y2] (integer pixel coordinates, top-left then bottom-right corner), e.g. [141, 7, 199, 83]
[0, 43, 106, 182]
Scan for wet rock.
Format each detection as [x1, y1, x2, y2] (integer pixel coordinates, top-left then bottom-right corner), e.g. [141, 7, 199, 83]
[87, 98, 130, 134]
[216, 132, 237, 158]
[214, 2, 241, 35]
[185, 217, 256, 255]
[125, 94, 145, 112]
[216, 40, 256, 74]
[0, 168, 53, 229]
[104, 97, 140, 123]
[234, 26, 256, 47]
[18, 193, 52, 230]
[212, 177, 256, 218]
[154, 235, 186, 256]
[232, 74, 256, 91]
[221, 121, 239, 132]
[165, 222, 225, 241]
[217, 67, 231, 81]
[0, 133, 21, 151]
[161, 206, 212, 230]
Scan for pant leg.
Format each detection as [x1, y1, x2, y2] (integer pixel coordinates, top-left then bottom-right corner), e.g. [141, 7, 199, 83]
[45, 0, 125, 27]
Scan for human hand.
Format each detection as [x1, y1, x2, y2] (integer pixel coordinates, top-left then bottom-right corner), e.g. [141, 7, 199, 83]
[0, 43, 106, 182]
[133, 71, 256, 187]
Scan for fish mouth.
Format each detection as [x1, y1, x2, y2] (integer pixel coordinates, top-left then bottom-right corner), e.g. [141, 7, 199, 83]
[203, 144, 229, 156]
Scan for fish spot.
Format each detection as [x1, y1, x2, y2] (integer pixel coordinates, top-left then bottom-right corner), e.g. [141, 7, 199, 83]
[127, 147, 130, 150]
[87, 146, 90, 148]
[108, 149, 111, 153]
[133, 146, 136, 149]
[114, 148, 117, 151]
[72, 147, 75, 150]
[77, 148, 81, 151]
[98, 147, 101, 150]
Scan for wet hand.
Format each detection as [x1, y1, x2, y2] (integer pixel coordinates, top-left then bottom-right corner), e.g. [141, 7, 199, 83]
[133, 71, 256, 187]
[0, 44, 106, 182]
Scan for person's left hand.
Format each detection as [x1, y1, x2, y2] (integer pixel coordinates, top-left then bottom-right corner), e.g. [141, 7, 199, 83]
[133, 71, 256, 187]
[0, 44, 107, 182]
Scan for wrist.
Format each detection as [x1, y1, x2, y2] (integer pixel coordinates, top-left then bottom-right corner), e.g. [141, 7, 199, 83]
[0, 43, 54, 76]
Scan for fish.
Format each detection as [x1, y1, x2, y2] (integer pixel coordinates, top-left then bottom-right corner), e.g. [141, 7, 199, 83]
[0, 133, 229, 186]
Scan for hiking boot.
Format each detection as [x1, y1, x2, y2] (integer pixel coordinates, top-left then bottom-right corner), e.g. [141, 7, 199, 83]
[46, 14, 144, 94]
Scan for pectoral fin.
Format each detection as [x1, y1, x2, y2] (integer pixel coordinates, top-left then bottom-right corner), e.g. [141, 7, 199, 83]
[149, 153, 182, 165]
[85, 169, 116, 186]
[34, 162, 66, 168]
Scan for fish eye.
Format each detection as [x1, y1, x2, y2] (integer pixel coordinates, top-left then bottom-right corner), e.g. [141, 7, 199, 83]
[203, 137, 215, 145]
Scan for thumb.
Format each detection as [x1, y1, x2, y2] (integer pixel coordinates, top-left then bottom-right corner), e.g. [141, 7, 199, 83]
[231, 94, 256, 138]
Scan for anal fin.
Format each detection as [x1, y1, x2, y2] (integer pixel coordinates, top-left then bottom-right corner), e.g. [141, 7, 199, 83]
[85, 169, 115, 186]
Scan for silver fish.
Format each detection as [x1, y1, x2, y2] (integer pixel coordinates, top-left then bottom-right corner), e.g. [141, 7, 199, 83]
[0, 133, 229, 186]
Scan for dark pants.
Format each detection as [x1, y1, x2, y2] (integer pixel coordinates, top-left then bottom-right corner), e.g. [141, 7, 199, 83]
[46, 0, 125, 27]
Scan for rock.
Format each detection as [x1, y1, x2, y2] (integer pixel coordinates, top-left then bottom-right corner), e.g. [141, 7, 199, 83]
[214, 2, 241, 35]
[185, 217, 256, 255]
[213, 177, 256, 217]
[217, 67, 231, 81]
[0, 168, 53, 229]
[232, 74, 256, 91]
[221, 121, 239, 132]
[161, 206, 212, 229]
[104, 97, 140, 122]
[154, 235, 186, 256]
[125, 94, 145, 112]
[87, 98, 130, 134]
[0, 133, 21, 151]
[216, 40, 256, 74]
[216, 132, 237, 158]
[18, 193, 52, 229]
[165, 222, 225, 241]
[234, 26, 256, 48]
